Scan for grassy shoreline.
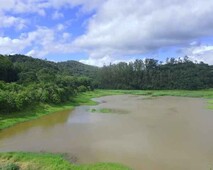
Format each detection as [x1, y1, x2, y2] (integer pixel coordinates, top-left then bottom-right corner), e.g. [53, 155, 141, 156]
[0, 90, 125, 130]
[1, 89, 213, 130]
[0, 152, 130, 170]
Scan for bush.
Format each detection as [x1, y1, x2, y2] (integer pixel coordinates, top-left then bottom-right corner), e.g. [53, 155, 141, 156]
[0, 163, 20, 170]
[77, 85, 87, 92]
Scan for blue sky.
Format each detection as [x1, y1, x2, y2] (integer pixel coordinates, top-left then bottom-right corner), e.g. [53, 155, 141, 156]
[0, 0, 213, 66]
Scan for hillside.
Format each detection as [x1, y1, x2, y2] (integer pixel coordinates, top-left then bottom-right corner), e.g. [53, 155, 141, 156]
[57, 60, 99, 79]
[0, 54, 98, 83]
[0, 54, 95, 115]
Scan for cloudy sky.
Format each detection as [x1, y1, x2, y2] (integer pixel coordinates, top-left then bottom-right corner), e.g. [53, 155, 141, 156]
[0, 0, 213, 66]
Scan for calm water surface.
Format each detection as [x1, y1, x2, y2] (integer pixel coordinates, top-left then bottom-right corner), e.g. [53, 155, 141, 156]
[0, 95, 213, 170]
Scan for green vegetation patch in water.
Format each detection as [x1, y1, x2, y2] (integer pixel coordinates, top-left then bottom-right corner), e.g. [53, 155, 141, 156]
[89, 108, 114, 114]
[89, 108, 129, 114]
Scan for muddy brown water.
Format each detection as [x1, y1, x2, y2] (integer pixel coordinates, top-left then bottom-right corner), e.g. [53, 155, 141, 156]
[0, 95, 213, 170]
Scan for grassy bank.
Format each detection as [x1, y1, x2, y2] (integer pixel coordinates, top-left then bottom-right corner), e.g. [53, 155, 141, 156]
[0, 90, 124, 130]
[0, 103, 75, 130]
[1, 89, 213, 130]
[0, 152, 130, 170]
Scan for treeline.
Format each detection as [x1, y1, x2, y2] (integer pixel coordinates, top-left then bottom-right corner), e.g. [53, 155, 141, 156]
[0, 54, 97, 114]
[98, 57, 213, 90]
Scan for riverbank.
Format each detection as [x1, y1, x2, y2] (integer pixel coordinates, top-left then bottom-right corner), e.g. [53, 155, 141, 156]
[0, 152, 130, 170]
[0, 90, 123, 130]
[1, 89, 213, 130]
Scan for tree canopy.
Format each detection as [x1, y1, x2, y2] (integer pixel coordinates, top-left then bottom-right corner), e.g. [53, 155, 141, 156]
[97, 57, 213, 90]
[0, 54, 97, 114]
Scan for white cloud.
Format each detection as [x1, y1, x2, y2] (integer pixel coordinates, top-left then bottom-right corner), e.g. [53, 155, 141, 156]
[186, 45, 213, 65]
[0, 36, 29, 54]
[74, 0, 213, 63]
[56, 24, 65, 31]
[52, 11, 64, 20]
[49, 0, 104, 12]
[80, 55, 136, 67]
[1, 0, 213, 66]
[0, 26, 75, 58]
[0, 0, 104, 14]
[0, 13, 26, 30]
[62, 32, 71, 40]
[0, 0, 103, 32]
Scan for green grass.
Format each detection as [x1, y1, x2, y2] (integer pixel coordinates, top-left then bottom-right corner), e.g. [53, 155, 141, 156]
[0, 103, 75, 130]
[0, 152, 131, 170]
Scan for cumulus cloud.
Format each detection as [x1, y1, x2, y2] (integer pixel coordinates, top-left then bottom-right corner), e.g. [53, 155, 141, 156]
[1, 0, 213, 66]
[74, 0, 213, 62]
[0, 27, 75, 58]
[0, 36, 29, 53]
[80, 55, 136, 66]
[0, 13, 26, 30]
[0, 0, 103, 14]
[186, 45, 213, 64]
[49, 0, 104, 12]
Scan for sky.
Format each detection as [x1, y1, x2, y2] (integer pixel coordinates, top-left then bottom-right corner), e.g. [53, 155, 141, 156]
[0, 0, 213, 66]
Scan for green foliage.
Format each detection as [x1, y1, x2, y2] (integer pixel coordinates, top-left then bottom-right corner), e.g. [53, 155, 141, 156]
[0, 55, 95, 115]
[57, 60, 99, 79]
[77, 85, 88, 92]
[98, 57, 213, 90]
[0, 55, 18, 82]
[0, 163, 19, 170]
[0, 152, 131, 170]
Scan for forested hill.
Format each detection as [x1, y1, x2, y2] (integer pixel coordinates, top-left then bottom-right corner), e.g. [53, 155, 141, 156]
[0, 54, 97, 114]
[58, 60, 99, 79]
[0, 54, 98, 83]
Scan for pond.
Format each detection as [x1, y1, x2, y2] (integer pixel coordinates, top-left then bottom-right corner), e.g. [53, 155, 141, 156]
[0, 95, 213, 170]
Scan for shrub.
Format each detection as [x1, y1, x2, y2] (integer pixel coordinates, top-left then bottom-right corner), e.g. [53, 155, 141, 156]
[0, 163, 20, 170]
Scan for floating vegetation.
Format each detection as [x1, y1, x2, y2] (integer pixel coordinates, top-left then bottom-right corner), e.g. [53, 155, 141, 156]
[89, 108, 129, 114]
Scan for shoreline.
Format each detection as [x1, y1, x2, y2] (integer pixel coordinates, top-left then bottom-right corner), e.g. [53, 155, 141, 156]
[1, 89, 213, 131]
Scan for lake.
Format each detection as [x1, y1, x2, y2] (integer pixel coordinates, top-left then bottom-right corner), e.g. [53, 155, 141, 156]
[0, 95, 213, 170]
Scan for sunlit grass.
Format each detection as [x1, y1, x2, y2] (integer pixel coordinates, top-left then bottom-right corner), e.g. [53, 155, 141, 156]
[0, 152, 131, 170]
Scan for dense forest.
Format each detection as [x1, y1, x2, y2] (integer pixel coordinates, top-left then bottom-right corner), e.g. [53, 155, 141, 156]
[0, 54, 213, 114]
[98, 57, 213, 90]
[0, 54, 97, 114]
